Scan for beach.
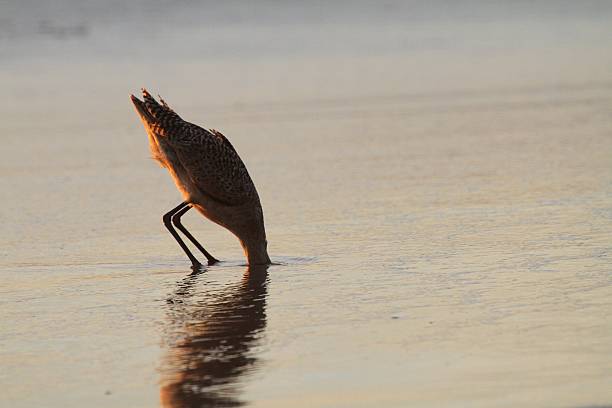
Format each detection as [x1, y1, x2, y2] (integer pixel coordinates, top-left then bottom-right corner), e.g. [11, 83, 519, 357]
[1, 1, 612, 407]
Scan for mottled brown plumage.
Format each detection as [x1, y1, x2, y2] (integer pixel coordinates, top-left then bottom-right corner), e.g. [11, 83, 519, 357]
[131, 89, 270, 267]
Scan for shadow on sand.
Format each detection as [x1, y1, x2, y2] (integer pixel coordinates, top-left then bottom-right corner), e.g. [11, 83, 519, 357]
[160, 265, 269, 407]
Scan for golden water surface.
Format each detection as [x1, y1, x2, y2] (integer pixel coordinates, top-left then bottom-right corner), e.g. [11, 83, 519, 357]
[1, 2, 611, 407]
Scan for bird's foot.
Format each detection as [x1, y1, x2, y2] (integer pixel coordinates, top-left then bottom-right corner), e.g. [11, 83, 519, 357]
[206, 257, 220, 266]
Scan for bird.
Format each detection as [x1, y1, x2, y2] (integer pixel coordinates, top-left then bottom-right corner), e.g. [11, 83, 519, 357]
[130, 89, 271, 268]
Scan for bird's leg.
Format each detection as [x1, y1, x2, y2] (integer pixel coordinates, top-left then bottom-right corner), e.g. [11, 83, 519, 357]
[163, 202, 202, 269]
[172, 204, 219, 265]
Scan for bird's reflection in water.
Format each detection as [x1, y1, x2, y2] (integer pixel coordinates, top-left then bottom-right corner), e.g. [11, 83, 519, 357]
[160, 265, 269, 407]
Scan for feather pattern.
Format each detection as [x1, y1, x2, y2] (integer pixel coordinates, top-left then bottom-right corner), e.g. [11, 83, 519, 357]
[139, 89, 257, 206]
[131, 88, 271, 265]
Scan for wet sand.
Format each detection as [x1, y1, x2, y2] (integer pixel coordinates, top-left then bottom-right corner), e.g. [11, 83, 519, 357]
[1, 2, 612, 407]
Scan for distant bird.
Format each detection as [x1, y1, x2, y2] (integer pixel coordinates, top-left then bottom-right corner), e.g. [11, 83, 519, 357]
[130, 89, 270, 267]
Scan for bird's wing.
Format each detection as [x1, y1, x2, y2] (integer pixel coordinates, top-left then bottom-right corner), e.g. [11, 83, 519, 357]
[172, 125, 258, 206]
[139, 90, 257, 206]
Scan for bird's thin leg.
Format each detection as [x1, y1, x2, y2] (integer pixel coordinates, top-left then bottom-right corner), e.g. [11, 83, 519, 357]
[172, 204, 219, 265]
[163, 202, 202, 269]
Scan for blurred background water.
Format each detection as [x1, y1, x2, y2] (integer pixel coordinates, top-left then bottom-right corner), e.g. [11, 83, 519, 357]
[1, 1, 611, 407]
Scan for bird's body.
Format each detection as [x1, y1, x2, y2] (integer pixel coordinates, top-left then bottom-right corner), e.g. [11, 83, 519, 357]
[131, 89, 270, 266]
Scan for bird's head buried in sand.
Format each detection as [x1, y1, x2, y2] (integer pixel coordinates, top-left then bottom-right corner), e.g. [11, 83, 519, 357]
[130, 89, 271, 267]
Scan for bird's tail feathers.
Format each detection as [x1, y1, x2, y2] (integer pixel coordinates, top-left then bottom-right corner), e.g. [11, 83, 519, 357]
[131, 88, 182, 126]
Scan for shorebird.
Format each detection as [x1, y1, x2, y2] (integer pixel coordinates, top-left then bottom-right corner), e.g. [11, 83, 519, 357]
[130, 89, 271, 267]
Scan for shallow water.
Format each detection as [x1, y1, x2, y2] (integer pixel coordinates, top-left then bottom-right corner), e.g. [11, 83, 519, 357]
[1, 1, 612, 407]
